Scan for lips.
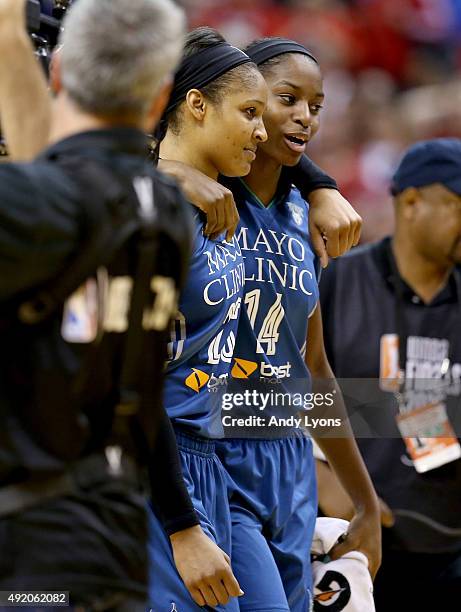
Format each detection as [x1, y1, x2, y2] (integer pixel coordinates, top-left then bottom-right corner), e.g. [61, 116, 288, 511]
[283, 132, 309, 154]
[244, 147, 257, 161]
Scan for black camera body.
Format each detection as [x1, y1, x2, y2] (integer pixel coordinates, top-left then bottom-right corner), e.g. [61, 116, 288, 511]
[0, 1, 73, 155]
[26, 0, 42, 32]
[26, 0, 73, 46]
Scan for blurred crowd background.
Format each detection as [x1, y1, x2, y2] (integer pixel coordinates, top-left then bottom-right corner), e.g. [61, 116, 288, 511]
[181, 0, 461, 242]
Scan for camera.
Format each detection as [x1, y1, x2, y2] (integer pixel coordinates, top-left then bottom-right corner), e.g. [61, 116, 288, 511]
[26, 0, 74, 78]
[0, 1, 74, 157]
[26, 1, 74, 47]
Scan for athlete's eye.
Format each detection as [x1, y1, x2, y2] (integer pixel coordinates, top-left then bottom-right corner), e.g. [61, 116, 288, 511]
[245, 107, 257, 119]
[279, 94, 295, 105]
[310, 104, 323, 115]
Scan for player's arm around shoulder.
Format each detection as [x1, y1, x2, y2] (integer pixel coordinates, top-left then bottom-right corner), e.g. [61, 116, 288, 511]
[308, 189, 362, 268]
[284, 154, 362, 267]
[158, 159, 239, 241]
[305, 305, 382, 579]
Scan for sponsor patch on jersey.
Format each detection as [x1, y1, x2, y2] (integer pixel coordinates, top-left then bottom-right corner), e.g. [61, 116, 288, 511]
[185, 368, 210, 392]
[231, 358, 258, 379]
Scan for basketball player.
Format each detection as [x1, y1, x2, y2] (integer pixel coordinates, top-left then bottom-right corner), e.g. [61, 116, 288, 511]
[147, 28, 268, 610]
[164, 37, 382, 612]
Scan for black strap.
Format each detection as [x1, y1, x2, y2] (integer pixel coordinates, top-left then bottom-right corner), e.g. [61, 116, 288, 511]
[113, 183, 160, 454]
[0, 473, 74, 518]
[16, 156, 162, 457]
[0, 453, 140, 518]
[18, 158, 141, 325]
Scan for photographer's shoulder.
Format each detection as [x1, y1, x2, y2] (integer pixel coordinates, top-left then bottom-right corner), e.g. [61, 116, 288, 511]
[152, 166, 194, 240]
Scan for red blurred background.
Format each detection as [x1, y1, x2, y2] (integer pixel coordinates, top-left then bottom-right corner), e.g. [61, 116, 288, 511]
[181, 0, 461, 241]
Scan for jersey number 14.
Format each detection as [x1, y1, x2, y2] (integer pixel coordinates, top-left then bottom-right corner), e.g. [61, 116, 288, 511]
[244, 289, 285, 356]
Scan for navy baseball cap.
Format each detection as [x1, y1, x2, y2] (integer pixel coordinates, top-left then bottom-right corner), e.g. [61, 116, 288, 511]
[391, 138, 461, 196]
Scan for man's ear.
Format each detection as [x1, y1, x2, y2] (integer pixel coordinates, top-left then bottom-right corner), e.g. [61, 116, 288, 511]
[144, 76, 173, 133]
[184, 89, 207, 122]
[398, 187, 420, 220]
[49, 47, 63, 95]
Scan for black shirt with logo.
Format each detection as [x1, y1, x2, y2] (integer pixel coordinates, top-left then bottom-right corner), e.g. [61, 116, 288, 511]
[320, 237, 461, 553]
[0, 128, 197, 596]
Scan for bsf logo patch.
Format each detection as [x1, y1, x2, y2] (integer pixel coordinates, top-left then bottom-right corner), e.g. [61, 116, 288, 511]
[231, 358, 258, 379]
[185, 368, 210, 393]
[314, 570, 351, 611]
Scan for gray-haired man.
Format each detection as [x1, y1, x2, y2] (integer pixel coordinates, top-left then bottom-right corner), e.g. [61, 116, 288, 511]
[0, 1, 239, 610]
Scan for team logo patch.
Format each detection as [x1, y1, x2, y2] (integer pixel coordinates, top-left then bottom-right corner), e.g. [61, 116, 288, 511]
[61, 278, 99, 343]
[185, 368, 210, 392]
[231, 358, 258, 379]
[314, 570, 351, 611]
[287, 201, 304, 226]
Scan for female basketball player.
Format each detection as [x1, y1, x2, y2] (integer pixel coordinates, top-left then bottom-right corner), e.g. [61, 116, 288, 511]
[212, 38, 381, 612]
[147, 28, 268, 611]
[163, 37, 381, 612]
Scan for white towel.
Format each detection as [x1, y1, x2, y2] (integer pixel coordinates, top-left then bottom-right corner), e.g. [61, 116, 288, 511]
[311, 517, 375, 611]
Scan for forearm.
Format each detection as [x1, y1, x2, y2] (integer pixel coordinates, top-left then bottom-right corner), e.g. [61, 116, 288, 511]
[158, 158, 187, 181]
[315, 457, 354, 520]
[310, 361, 378, 514]
[0, 22, 51, 160]
[314, 434, 378, 514]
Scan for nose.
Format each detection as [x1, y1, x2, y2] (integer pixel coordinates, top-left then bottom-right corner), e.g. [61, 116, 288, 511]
[294, 101, 312, 130]
[254, 116, 268, 143]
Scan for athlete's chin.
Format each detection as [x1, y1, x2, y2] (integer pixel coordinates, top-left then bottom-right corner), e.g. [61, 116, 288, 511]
[224, 162, 252, 177]
[280, 151, 302, 167]
[278, 139, 304, 166]
[285, 156, 302, 167]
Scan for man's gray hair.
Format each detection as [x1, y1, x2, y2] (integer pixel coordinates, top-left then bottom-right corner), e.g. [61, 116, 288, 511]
[59, 0, 185, 120]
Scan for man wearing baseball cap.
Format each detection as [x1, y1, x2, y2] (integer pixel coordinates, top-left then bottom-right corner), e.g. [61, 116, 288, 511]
[316, 138, 461, 611]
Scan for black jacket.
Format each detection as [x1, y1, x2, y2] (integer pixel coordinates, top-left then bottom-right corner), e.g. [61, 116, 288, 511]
[0, 128, 198, 593]
[320, 238, 461, 553]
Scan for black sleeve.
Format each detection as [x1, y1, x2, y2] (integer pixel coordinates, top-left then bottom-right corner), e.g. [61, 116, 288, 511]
[283, 154, 338, 199]
[149, 408, 199, 535]
[319, 260, 338, 373]
[147, 174, 198, 535]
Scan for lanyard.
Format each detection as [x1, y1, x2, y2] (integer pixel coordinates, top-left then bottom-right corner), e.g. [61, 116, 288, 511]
[385, 243, 461, 375]
[385, 244, 408, 376]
